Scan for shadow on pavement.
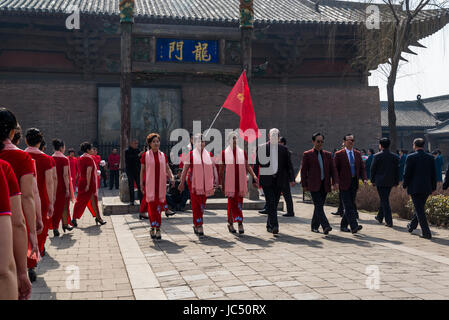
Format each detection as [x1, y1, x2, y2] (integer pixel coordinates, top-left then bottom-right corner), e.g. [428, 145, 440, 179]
[49, 233, 76, 250]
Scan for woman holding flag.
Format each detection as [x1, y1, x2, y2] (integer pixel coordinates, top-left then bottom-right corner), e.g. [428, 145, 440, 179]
[139, 133, 175, 240]
[51, 139, 74, 236]
[179, 134, 218, 237]
[219, 132, 258, 234]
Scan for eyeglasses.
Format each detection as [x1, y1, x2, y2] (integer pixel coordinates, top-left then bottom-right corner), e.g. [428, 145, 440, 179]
[316, 140, 324, 143]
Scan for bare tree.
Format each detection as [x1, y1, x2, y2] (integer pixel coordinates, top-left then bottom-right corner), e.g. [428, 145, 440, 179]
[353, 0, 449, 151]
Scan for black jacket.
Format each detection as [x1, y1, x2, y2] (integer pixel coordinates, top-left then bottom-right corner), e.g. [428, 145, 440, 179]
[125, 147, 141, 172]
[443, 164, 449, 190]
[370, 149, 400, 187]
[403, 149, 436, 195]
[253, 142, 294, 188]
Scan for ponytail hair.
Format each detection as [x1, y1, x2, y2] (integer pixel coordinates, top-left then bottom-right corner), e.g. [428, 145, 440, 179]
[0, 107, 18, 151]
[25, 128, 44, 147]
[52, 139, 65, 151]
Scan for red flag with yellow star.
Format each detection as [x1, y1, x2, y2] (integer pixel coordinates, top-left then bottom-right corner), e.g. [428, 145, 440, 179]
[222, 71, 259, 142]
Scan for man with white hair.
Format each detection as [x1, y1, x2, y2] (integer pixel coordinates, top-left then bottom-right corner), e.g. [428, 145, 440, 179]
[253, 128, 295, 234]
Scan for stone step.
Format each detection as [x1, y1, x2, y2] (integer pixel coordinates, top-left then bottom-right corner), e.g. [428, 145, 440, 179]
[102, 197, 284, 215]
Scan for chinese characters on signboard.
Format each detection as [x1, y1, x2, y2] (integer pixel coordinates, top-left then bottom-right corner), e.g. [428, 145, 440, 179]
[156, 39, 218, 63]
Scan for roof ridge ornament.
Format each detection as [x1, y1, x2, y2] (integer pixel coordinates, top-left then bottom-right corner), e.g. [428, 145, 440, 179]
[120, 0, 135, 24]
[240, 0, 254, 29]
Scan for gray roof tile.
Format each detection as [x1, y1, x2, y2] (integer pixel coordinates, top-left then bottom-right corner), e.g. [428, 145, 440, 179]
[0, 0, 445, 25]
[380, 100, 438, 128]
[420, 95, 449, 117]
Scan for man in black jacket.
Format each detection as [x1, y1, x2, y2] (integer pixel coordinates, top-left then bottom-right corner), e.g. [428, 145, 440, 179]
[403, 138, 436, 239]
[371, 137, 400, 227]
[253, 128, 295, 234]
[125, 139, 144, 205]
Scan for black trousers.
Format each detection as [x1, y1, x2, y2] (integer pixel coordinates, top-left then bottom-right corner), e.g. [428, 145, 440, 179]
[410, 193, 431, 237]
[281, 182, 294, 214]
[336, 189, 358, 218]
[166, 189, 189, 211]
[310, 181, 330, 230]
[262, 183, 281, 230]
[109, 170, 119, 189]
[340, 177, 359, 231]
[126, 169, 142, 202]
[376, 186, 393, 225]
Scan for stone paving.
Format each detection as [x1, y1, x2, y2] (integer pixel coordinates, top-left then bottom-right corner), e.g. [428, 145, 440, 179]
[31, 189, 449, 300]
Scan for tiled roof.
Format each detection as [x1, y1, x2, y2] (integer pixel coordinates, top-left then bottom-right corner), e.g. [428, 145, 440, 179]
[426, 119, 449, 135]
[380, 100, 438, 128]
[0, 0, 446, 26]
[420, 94, 449, 118]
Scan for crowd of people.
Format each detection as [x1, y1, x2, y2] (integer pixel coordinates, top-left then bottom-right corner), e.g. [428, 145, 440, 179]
[0, 105, 445, 300]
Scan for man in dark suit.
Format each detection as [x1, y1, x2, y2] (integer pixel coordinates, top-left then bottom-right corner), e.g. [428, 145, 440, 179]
[334, 134, 367, 234]
[403, 138, 436, 239]
[253, 128, 295, 234]
[300, 133, 338, 234]
[279, 136, 295, 217]
[371, 137, 400, 227]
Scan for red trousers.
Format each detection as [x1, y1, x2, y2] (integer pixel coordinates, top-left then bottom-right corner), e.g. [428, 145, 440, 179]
[227, 196, 244, 223]
[37, 215, 50, 254]
[147, 200, 167, 228]
[191, 192, 206, 227]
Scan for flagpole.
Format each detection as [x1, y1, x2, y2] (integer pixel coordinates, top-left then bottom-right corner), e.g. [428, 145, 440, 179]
[204, 106, 224, 138]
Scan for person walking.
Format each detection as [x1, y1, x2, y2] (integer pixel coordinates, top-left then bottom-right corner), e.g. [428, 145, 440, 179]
[107, 148, 120, 190]
[279, 136, 295, 217]
[179, 134, 218, 237]
[300, 132, 338, 234]
[72, 142, 106, 227]
[403, 138, 436, 239]
[139, 133, 174, 240]
[253, 128, 295, 235]
[334, 133, 367, 234]
[218, 132, 258, 234]
[371, 138, 400, 228]
[51, 139, 74, 236]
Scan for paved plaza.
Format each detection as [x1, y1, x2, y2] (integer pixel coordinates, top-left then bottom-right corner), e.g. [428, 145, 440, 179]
[30, 190, 449, 300]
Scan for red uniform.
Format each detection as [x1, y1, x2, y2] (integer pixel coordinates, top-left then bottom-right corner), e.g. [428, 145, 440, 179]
[93, 155, 101, 187]
[140, 152, 168, 228]
[0, 159, 21, 198]
[73, 154, 98, 220]
[68, 156, 79, 187]
[27, 150, 53, 255]
[221, 149, 247, 224]
[0, 148, 39, 268]
[0, 163, 13, 217]
[51, 156, 72, 230]
[186, 151, 214, 227]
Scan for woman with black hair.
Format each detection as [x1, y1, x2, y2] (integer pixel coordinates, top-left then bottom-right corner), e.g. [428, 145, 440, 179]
[51, 139, 74, 236]
[139, 133, 174, 240]
[25, 128, 55, 258]
[72, 141, 106, 227]
[0, 107, 38, 290]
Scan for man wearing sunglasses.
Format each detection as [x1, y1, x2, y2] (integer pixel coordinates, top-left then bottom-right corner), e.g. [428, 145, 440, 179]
[334, 134, 367, 234]
[300, 133, 338, 234]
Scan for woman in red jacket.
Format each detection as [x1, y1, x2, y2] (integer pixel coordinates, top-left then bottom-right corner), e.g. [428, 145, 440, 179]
[51, 139, 74, 236]
[72, 142, 106, 227]
[25, 128, 55, 258]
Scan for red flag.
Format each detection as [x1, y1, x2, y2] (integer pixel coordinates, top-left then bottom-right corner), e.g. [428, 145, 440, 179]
[222, 71, 260, 142]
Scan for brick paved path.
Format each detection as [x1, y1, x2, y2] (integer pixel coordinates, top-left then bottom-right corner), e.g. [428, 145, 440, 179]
[31, 191, 449, 300]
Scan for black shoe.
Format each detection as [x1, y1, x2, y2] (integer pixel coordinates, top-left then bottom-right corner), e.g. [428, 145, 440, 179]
[311, 228, 319, 233]
[323, 226, 332, 235]
[420, 234, 432, 240]
[266, 227, 273, 233]
[227, 223, 237, 234]
[139, 214, 148, 220]
[352, 225, 363, 234]
[407, 223, 414, 233]
[62, 225, 73, 232]
[340, 227, 351, 232]
[53, 229, 60, 237]
[193, 226, 199, 235]
[272, 227, 279, 234]
[72, 219, 78, 228]
[283, 213, 294, 217]
[385, 223, 393, 228]
[130, 201, 135, 206]
[374, 216, 383, 224]
[95, 218, 107, 226]
[165, 210, 176, 217]
[259, 209, 268, 214]
[28, 268, 37, 282]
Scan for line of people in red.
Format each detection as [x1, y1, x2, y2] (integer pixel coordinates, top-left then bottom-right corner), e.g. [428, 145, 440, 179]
[0, 108, 106, 300]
